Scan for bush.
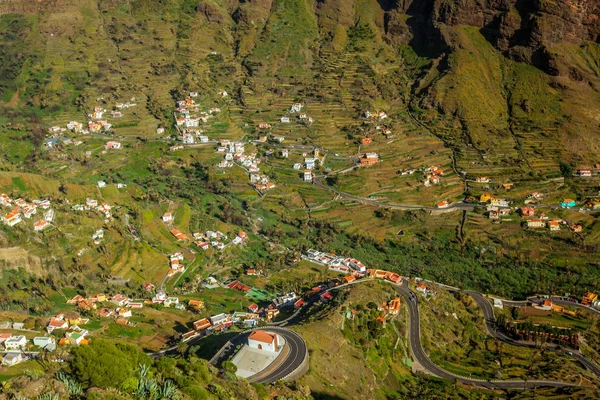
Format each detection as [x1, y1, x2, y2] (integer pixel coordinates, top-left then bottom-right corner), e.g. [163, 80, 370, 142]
[68, 340, 151, 389]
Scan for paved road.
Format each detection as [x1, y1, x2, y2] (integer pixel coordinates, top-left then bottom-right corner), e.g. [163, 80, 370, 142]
[312, 177, 474, 212]
[396, 281, 577, 389]
[209, 327, 307, 384]
[467, 291, 600, 378]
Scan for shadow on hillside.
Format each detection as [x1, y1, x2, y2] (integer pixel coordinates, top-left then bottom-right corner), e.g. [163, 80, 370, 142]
[404, 0, 447, 59]
[311, 393, 346, 400]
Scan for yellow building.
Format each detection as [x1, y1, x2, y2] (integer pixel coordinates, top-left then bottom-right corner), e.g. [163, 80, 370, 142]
[480, 193, 492, 203]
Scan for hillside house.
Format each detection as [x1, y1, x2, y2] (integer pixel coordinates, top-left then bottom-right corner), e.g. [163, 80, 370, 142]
[105, 141, 122, 150]
[560, 199, 576, 208]
[280, 116, 290, 123]
[2, 352, 23, 366]
[188, 300, 205, 311]
[361, 137, 372, 145]
[520, 207, 535, 217]
[0, 194, 12, 206]
[34, 219, 49, 231]
[576, 169, 592, 177]
[320, 292, 334, 302]
[21, 205, 36, 219]
[4, 336, 27, 350]
[33, 336, 56, 352]
[359, 153, 379, 166]
[527, 219, 546, 229]
[548, 220, 561, 231]
[210, 314, 232, 329]
[479, 193, 492, 203]
[290, 103, 303, 113]
[193, 318, 212, 332]
[570, 224, 583, 232]
[46, 317, 68, 334]
[587, 201, 600, 210]
[111, 294, 128, 307]
[3, 210, 22, 226]
[303, 170, 312, 182]
[490, 198, 509, 207]
[582, 292, 598, 306]
[171, 229, 189, 241]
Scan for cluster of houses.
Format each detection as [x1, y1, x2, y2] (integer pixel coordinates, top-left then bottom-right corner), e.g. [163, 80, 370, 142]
[48, 101, 134, 140]
[362, 110, 388, 121]
[582, 292, 600, 309]
[167, 252, 186, 277]
[71, 198, 114, 220]
[476, 192, 592, 232]
[292, 149, 322, 182]
[1, 194, 54, 231]
[67, 293, 145, 326]
[46, 314, 90, 346]
[284, 102, 313, 125]
[303, 249, 367, 275]
[0, 334, 59, 366]
[214, 139, 276, 192]
[174, 93, 221, 143]
[422, 165, 443, 186]
[301, 249, 403, 285]
[192, 230, 248, 251]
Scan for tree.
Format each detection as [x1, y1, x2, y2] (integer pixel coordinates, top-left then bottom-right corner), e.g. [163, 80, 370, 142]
[68, 340, 151, 389]
[221, 361, 237, 374]
[559, 162, 573, 178]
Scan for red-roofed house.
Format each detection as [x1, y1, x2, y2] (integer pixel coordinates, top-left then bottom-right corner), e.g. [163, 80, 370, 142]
[320, 292, 334, 302]
[47, 318, 68, 334]
[248, 330, 280, 352]
[193, 318, 211, 332]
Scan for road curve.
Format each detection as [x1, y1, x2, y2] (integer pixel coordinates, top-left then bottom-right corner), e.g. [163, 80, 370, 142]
[312, 177, 474, 212]
[396, 281, 577, 389]
[467, 291, 600, 378]
[209, 327, 308, 384]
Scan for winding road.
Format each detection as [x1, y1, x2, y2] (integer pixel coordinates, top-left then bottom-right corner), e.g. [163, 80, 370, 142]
[396, 281, 581, 389]
[467, 291, 600, 377]
[312, 177, 474, 212]
[150, 277, 600, 389]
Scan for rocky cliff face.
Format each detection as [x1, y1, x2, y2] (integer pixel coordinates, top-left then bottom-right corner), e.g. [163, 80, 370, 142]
[387, 0, 600, 74]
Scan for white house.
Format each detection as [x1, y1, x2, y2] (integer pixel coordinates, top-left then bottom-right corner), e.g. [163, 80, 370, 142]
[33, 336, 56, 352]
[97, 181, 107, 188]
[209, 313, 230, 327]
[4, 336, 27, 350]
[2, 352, 23, 366]
[162, 212, 174, 223]
[305, 158, 316, 170]
[105, 141, 122, 150]
[247, 330, 280, 353]
[492, 298, 503, 309]
[280, 117, 290, 123]
[303, 170, 312, 182]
